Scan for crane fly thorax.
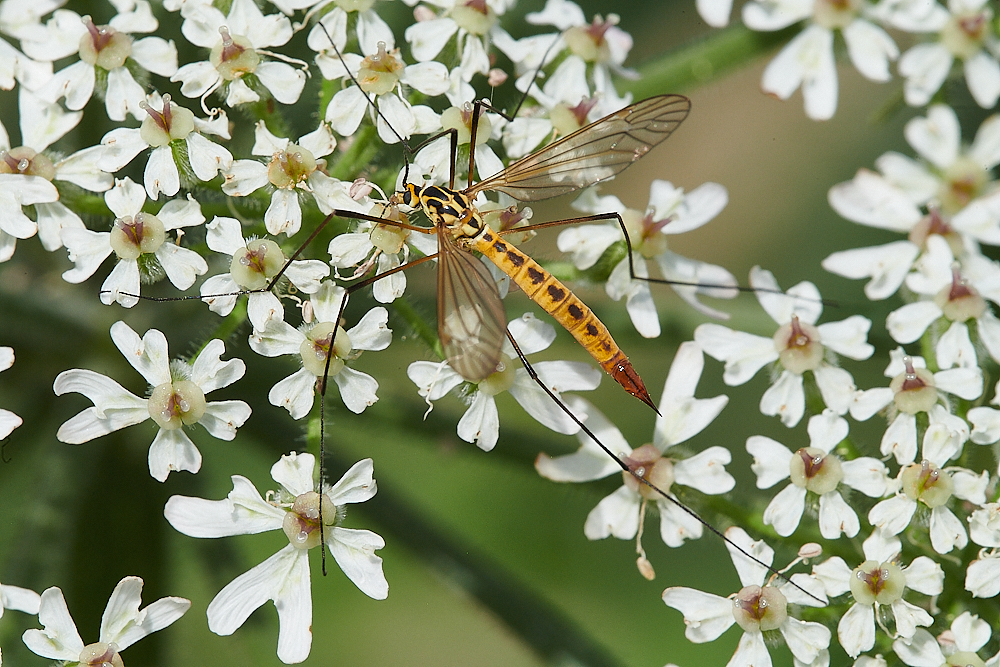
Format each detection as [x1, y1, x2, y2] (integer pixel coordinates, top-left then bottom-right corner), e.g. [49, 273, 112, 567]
[408, 184, 485, 240]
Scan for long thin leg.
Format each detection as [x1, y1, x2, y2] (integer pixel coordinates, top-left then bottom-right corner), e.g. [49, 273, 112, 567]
[503, 329, 825, 605]
[315, 249, 439, 574]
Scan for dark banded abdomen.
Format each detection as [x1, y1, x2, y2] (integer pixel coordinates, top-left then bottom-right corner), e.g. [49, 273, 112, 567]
[473, 226, 656, 410]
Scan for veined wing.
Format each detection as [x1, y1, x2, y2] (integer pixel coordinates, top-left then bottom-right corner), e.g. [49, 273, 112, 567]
[467, 95, 690, 202]
[437, 228, 507, 383]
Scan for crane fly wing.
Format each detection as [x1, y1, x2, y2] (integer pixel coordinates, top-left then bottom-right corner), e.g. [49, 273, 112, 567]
[437, 228, 507, 383]
[467, 95, 690, 202]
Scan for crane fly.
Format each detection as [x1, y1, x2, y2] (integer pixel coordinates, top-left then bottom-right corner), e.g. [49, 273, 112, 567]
[90, 28, 827, 606]
[383, 94, 690, 412]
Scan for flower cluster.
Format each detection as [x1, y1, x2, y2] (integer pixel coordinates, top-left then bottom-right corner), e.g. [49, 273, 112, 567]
[698, 0, 1000, 119]
[3, 0, 1000, 664]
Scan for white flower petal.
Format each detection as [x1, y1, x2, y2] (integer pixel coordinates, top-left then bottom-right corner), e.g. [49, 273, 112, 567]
[100, 127, 147, 173]
[268, 369, 317, 419]
[818, 491, 860, 539]
[935, 366, 983, 400]
[760, 370, 805, 427]
[326, 458, 377, 505]
[813, 364, 856, 416]
[843, 19, 898, 82]
[155, 243, 208, 290]
[144, 145, 180, 200]
[148, 428, 201, 481]
[869, 495, 917, 535]
[761, 25, 837, 121]
[763, 483, 806, 536]
[207, 545, 312, 665]
[881, 412, 918, 464]
[165, 476, 284, 537]
[966, 554, 1000, 597]
[694, 323, 777, 385]
[899, 43, 952, 107]
[22, 587, 83, 660]
[328, 527, 388, 599]
[661, 587, 735, 643]
[199, 400, 251, 440]
[891, 597, 934, 638]
[584, 485, 639, 540]
[333, 367, 379, 413]
[837, 602, 875, 658]
[782, 616, 831, 665]
[456, 391, 499, 451]
[965, 51, 1000, 108]
[256, 61, 306, 105]
[405, 18, 458, 62]
[887, 300, 943, 345]
[724, 526, 773, 587]
[840, 457, 888, 497]
[746, 435, 793, 489]
[673, 446, 735, 494]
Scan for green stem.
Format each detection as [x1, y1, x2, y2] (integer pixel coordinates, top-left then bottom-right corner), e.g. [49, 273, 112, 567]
[623, 23, 799, 99]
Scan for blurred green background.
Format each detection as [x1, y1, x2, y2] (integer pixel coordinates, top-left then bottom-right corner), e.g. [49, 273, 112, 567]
[0, 0, 985, 664]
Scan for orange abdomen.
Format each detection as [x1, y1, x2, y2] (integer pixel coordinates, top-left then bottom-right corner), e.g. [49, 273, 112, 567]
[474, 227, 657, 411]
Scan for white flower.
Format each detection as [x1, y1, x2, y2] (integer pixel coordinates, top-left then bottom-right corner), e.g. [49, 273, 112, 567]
[407, 312, 601, 451]
[99, 92, 233, 200]
[742, 0, 898, 119]
[850, 348, 981, 465]
[748, 410, 888, 539]
[662, 527, 830, 667]
[250, 282, 392, 416]
[518, 0, 635, 109]
[537, 342, 733, 567]
[309, 23, 446, 145]
[0, 88, 112, 261]
[893, 611, 993, 666]
[815, 530, 943, 658]
[198, 215, 329, 330]
[164, 453, 388, 664]
[500, 57, 604, 159]
[404, 0, 516, 82]
[696, 266, 873, 427]
[292, 0, 393, 56]
[824, 105, 1000, 298]
[221, 121, 370, 236]
[560, 181, 737, 336]
[868, 457, 987, 554]
[22, 577, 189, 664]
[26, 3, 177, 121]
[53, 320, 251, 481]
[60, 177, 208, 307]
[897, 0, 1000, 108]
[172, 0, 305, 109]
[327, 202, 438, 304]
[886, 234, 1000, 369]
[0, 346, 23, 439]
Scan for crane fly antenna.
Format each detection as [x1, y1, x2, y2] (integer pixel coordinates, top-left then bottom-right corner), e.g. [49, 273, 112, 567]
[504, 330, 827, 606]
